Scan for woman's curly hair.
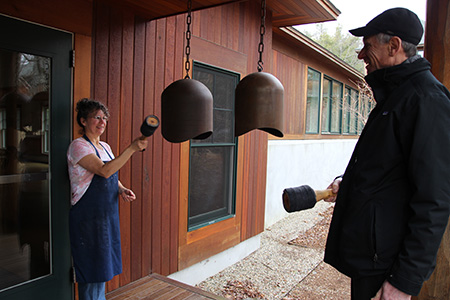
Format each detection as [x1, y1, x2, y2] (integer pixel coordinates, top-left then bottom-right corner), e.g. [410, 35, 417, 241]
[76, 98, 110, 133]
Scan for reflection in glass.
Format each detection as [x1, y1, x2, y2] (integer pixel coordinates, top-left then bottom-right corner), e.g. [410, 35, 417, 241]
[330, 81, 342, 133]
[306, 68, 321, 134]
[0, 49, 51, 291]
[189, 63, 238, 230]
[188, 146, 234, 224]
[321, 78, 331, 133]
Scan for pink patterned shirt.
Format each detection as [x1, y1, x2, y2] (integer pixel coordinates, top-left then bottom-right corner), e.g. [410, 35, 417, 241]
[67, 137, 115, 205]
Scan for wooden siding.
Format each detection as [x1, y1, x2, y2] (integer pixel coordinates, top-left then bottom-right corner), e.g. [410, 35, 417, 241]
[0, 0, 92, 36]
[272, 50, 306, 135]
[179, 1, 270, 269]
[0, 0, 274, 293]
[90, 0, 269, 290]
[90, 2, 182, 290]
[272, 28, 363, 139]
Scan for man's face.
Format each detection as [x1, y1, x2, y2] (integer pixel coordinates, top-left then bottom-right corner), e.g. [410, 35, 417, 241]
[358, 35, 392, 74]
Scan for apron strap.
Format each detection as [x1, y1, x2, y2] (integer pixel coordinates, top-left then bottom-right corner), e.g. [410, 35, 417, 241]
[83, 134, 113, 160]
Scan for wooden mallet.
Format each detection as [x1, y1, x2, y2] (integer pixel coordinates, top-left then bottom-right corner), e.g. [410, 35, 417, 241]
[282, 185, 335, 213]
[140, 115, 160, 139]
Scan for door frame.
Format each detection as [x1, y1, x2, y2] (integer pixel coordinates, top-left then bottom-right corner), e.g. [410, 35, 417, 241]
[0, 14, 73, 300]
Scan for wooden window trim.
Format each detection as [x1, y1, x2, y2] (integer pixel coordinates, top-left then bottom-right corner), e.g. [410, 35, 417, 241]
[178, 36, 247, 270]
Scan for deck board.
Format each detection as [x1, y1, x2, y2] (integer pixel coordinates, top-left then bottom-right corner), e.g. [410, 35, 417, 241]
[106, 274, 224, 300]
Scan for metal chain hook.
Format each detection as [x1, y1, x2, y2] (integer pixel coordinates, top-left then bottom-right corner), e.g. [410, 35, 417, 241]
[257, 0, 266, 72]
[184, 0, 192, 79]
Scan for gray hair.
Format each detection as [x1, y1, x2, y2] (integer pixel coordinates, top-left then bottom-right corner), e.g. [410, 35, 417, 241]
[376, 33, 418, 57]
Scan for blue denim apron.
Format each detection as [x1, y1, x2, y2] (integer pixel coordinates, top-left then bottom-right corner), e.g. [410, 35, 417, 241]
[69, 135, 122, 283]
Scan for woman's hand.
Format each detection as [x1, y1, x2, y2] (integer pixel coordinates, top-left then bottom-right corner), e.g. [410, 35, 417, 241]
[119, 186, 136, 202]
[119, 181, 135, 202]
[130, 137, 148, 152]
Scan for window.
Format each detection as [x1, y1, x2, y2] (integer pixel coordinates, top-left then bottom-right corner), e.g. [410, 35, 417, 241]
[343, 87, 359, 135]
[321, 77, 343, 134]
[305, 68, 321, 134]
[188, 62, 239, 231]
[306, 68, 363, 136]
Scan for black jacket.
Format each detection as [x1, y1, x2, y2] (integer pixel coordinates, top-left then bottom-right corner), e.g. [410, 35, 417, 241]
[324, 57, 450, 296]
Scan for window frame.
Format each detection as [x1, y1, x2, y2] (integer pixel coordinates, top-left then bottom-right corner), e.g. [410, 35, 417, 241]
[305, 68, 364, 137]
[343, 86, 359, 135]
[305, 67, 321, 134]
[321, 76, 343, 135]
[187, 61, 239, 232]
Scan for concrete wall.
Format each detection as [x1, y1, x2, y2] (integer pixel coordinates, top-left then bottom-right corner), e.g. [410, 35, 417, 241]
[168, 235, 261, 285]
[265, 139, 357, 228]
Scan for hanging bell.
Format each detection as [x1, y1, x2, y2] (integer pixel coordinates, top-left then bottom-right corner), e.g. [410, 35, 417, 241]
[161, 78, 213, 143]
[235, 71, 284, 137]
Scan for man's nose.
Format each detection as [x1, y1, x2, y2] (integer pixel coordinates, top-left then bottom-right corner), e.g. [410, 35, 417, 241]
[357, 49, 365, 60]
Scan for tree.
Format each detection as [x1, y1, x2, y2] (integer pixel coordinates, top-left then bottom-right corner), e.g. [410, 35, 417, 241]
[302, 24, 365, 74]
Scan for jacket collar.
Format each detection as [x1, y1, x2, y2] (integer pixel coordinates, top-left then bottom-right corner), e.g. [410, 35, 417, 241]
[364, 56, 430, 105]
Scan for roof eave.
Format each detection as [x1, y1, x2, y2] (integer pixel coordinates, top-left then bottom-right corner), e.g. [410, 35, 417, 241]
[280, 26, 364, 79]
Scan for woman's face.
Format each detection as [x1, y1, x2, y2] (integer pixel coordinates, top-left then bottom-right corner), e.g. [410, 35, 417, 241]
[81, 109, 108, 137]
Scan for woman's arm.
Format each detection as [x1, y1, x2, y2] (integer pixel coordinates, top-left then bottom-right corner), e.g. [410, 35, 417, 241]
[78, 137, 147, 178]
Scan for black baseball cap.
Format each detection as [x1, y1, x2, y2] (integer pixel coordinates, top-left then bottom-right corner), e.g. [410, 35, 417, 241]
[349, 7, 423, 45]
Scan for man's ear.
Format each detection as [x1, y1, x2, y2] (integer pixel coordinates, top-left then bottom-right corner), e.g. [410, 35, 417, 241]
[388, 36, 402, 56]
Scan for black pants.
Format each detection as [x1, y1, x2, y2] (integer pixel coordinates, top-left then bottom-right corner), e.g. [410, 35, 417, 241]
[351, 274, 386, 300]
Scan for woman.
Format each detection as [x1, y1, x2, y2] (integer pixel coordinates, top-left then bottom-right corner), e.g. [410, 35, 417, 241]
[67, 98, 147, 300]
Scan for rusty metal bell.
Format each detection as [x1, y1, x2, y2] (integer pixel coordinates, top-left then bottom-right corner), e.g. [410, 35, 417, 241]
[235, 71, 284, 137]
[161, 78, 213, 143]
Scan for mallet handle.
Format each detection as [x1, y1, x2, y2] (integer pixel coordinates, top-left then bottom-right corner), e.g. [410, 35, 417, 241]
[314, 189, 336, 202]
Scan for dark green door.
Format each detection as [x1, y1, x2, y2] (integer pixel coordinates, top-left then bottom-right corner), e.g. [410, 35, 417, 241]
[0, 15, 72, 300]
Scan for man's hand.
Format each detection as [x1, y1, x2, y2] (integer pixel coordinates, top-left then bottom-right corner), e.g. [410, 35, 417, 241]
[372, 281, 411, 300]
[325, 177, 342, 202]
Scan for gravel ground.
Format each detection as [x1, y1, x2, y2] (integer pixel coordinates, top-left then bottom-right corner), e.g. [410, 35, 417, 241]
[197, 201, 350, 299]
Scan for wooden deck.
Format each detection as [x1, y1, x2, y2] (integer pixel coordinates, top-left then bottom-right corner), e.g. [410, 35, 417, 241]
[106, 273, 225, 300]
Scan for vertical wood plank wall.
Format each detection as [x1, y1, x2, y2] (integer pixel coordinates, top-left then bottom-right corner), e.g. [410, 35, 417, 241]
[271, 30, 363, 139]
[192, 0, 269, 243]
[90, 0, 268, 291]
[272, 50, 306, 135]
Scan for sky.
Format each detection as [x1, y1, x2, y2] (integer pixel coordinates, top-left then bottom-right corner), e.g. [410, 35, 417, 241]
[296, 0, 427, 35]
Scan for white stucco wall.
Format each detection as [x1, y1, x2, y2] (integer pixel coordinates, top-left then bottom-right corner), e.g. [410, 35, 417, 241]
[264, 139, 357, 228]
[169, 234, 261, 285]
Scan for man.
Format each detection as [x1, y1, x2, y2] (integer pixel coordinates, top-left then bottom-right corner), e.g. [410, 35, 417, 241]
[324, 8, 450, 300]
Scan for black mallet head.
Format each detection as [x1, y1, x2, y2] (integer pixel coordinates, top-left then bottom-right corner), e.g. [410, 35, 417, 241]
[140, 115, 160, 138]
[283, 185, 316, 212]
[283, 185, 335, 213]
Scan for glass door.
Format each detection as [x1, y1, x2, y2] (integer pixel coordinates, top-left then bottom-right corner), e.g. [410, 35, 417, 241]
[0, 15, 72, 300]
